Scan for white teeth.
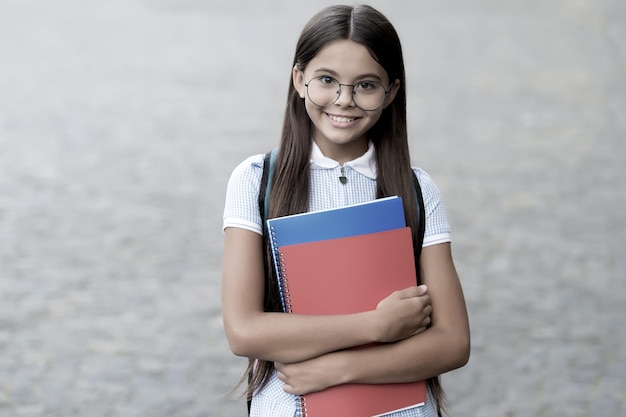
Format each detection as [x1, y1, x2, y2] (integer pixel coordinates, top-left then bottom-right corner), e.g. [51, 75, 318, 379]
[328, 114, 356, 123]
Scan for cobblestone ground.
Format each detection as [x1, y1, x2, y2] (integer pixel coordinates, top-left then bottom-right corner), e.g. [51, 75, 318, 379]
[1, 1, 624, 416]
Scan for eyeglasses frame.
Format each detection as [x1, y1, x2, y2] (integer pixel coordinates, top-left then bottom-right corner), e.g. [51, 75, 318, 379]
[302, 74, 391, 111]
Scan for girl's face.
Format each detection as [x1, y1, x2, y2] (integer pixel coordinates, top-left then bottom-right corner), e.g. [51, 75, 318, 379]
[293, 39, 399, 163]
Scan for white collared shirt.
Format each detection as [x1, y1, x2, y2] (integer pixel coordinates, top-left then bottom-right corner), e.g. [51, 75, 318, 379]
[309, 140, 377, 178]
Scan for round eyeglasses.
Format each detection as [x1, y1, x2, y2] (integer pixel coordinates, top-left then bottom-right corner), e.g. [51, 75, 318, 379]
[303, 75, 390, 111]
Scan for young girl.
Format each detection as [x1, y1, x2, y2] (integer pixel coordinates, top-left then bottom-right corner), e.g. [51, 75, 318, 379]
[222, 4, 470, 417]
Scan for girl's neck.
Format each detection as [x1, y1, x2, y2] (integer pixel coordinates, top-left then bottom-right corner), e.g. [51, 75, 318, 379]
[313, 138, 369, 165]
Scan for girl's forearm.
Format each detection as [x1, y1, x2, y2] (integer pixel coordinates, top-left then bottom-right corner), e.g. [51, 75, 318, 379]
[274, 323, 470, 396]
[225, 310, 380, 363]
[225, 286, 432, 364]
[337, 325, 470, 385]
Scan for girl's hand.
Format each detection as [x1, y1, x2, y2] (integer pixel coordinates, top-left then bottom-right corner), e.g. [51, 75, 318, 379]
[373, 285, 432, 343]
[275, 354, 342, 395]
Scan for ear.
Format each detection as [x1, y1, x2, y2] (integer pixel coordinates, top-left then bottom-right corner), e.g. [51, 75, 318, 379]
[292, 65, 306, 99]
[382, 79, 401, 109]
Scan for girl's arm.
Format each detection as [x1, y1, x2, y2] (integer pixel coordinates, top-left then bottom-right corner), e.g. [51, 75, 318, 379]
[221, 227, 432, 364]
[276, 242, 470, 394]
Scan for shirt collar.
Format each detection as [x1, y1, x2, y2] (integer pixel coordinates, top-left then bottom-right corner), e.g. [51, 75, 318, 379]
[310, 141, 377, 179]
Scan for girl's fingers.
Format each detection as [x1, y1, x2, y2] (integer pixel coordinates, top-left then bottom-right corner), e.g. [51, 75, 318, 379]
[398, 284, 428, 298]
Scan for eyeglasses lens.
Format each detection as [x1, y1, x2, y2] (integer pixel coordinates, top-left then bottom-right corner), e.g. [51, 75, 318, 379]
[306, 77, 386, 111]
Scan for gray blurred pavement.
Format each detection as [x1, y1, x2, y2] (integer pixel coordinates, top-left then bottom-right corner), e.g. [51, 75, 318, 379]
[0, 1, 624, 416]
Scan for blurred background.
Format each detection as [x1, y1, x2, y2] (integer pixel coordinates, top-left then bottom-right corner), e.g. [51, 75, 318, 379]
[0, 0, 624, 416]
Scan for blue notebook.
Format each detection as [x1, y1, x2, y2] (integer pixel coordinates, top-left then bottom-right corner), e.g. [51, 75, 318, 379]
[266, 196, 406, 247]
[266, 196, 407, 311]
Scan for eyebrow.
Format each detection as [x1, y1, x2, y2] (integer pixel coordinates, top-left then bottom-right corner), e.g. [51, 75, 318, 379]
[312, 67, 383, 82]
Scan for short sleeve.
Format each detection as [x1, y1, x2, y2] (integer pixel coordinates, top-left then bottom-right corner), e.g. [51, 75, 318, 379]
[223, 154, 265, 235]
[412, 168, 452, 247]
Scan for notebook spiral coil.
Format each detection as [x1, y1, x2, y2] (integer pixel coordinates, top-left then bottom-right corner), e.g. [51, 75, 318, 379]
[299, 395, 308, 417]
[279, 252, 293, 314]
[269, 226, 289, 313]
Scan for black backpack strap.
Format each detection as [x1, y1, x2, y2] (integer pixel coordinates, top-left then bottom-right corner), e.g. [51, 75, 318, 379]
[258, 148, 279, 236]
[258, 151, 272, 233]
[412, 170, 426, 284]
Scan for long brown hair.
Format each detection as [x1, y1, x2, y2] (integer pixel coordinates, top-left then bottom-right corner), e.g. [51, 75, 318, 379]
[245, 4, 446, 414]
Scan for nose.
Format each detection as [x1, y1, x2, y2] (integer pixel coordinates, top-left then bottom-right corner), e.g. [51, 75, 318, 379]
[335, 84, 356, 107]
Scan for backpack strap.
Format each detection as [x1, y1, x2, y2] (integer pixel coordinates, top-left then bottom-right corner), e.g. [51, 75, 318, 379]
[258, 148, 279, 236]
[412, 170, 427, 284]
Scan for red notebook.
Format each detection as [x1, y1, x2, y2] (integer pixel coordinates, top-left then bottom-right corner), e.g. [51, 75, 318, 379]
[277, 227, 427, 417]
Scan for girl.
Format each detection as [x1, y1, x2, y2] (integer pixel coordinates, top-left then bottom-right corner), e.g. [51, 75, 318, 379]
[222, 4, 470, 417]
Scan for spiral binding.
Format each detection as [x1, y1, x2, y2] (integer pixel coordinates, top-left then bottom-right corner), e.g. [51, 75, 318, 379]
[299, 395, 308, 417]
[269, 226, 290, 313]
[279, 251, 293, 313]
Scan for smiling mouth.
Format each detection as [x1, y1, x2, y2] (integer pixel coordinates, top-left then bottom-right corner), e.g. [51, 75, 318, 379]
[327, 113, 358, 123]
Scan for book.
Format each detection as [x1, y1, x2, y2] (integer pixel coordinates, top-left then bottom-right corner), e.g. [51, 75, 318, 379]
[278, 227, 416, 315]
[277, 227, 426, 416]
[266, 196, 406, 247]
[266, 196, 407, 306]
